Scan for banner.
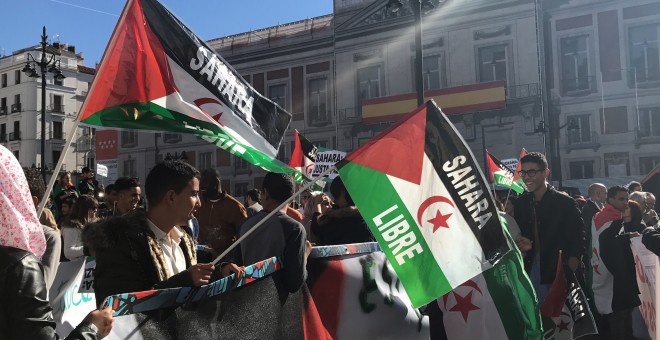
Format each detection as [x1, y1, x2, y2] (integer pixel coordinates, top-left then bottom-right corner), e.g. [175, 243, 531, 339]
[312, 147, 346, 180]
[632, 238, 657, 338]
[49, 260, 97, 337]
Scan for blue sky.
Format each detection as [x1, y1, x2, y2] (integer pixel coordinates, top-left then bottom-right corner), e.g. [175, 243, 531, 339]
[0, 0, 333, 66]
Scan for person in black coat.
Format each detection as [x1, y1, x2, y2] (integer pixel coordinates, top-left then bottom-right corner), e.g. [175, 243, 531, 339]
[512, 152, 585, 303]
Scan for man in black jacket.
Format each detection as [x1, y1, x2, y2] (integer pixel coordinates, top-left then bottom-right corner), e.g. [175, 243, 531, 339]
[513, 152, 585, 303]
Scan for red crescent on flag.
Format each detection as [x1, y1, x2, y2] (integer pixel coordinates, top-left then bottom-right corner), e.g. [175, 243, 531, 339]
[417, 196, 455, 227]
[193, 97, 225, 127]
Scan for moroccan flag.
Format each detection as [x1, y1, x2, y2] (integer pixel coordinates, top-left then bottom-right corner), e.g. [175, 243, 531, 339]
[337, 100, 510, 307]
[487, 151, 524, 194]
[79, 0, 296, 177]
[438, 220, 542, 339]
[289, 130, 318, 180]
[511, 148, 528, 191]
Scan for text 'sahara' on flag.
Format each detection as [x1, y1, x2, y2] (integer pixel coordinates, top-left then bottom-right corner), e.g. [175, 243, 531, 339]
[80, 0, 297, 177]
[289, 130, 318, 180]
[337, 100, 510, 307]
[486, 151, 524, 194]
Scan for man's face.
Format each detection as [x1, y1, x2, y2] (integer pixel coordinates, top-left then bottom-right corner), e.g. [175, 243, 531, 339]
[647, 196, 656, 211]
[520, 162, 547, 194]
[173, 178, 201, 225]
[117, 187, 142, 213]
[595, 187, 607, 204]
[608, 191, 629, 212]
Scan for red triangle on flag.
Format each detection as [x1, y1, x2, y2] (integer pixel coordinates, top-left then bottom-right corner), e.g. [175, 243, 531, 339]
[345, 105, 426, 185]
[80, 0, 176, 121]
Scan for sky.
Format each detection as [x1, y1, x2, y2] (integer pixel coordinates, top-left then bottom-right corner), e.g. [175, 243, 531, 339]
[0, 0, 333, 66]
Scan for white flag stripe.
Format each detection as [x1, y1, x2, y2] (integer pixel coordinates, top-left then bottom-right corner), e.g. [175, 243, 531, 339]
[387, 154, 490, 288]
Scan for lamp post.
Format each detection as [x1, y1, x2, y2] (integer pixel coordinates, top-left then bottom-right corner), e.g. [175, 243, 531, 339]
[387, 0, 437, 107]
[22, 26, 66, 183]
[534, 118, 579, 189]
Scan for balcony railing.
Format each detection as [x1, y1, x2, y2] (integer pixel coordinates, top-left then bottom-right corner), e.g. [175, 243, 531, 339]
[8, 131, 21, 141]
[48, 104, 65, 113]
[561, 76, 596, 96]
[630, 67, 660, 87]
[506, 83, 540, 99]
[10, 103, 22, 113]
[337, 107, 361, 122]
[566, 130, 600, 152]
[49, 131, 66, 141]
[635, 129, 660, 147]
[76, 135, 96, 152]
[309, 111, 331, 127]
[0, 106, 7, 115]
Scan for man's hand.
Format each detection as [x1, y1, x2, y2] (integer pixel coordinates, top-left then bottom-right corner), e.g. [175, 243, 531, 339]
[221, 263, 245, 279]
[305, 240, 313, 259]
[567, 257, 580, 272]
[189, 263, 215, 286]
[515, 236, 532, 252]
[83, 306, 114, 338]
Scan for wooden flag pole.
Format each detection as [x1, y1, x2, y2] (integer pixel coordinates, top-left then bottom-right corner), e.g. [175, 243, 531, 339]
[211, 165, 337, 265]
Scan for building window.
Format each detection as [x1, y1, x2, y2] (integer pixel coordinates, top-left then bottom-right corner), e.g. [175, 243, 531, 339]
[569, 161, 594, 179]
[421, 55, 443, 91]
[1, 74, 6, 88]
[567, 115, 591, 144]
[561, 35, 591, 92]
[14, 70, 20, 85]
[198, 152, 212, 171]
[234, 182, 249, 199]
[308, 77, 329, 126]
[629, 24, 660, 83]
[604, 152, 629, 177]
[0, 97, 6, 115]
[234, 156, 249, 171]
[13, 150, 19, 161]
[163, 133, 181, 143]
[121, 130, 138, 148]
[123, 158, 137, 177]
[600, 107, 628, 134]
[357, 65, 382, 110]
[0, 124, 5, 142]
[52, 121, 63, 140]
[638, 107, 660, 138]
[51, 95, 64, 113]
[268, 84, 287, 110]
[478, 44, 508, 83]
[640, 156, 660, 175]
[11, 94, 21, 113]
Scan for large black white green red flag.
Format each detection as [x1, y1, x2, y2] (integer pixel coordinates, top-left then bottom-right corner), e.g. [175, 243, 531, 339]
[289, 130, 318, 180]
[337, 100, 510, 307]
[80, 0, 296, 177]
[486, 151, 525, 194]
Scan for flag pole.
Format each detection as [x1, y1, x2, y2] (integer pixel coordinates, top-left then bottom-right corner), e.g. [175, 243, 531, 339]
[37, 118, 83, 218]
[211, 165, 337, 265]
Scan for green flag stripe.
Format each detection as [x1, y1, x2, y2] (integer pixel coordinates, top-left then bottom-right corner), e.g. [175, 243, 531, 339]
[82, 102, 305, 181]
[493, 173, 524, 194]
[338, 161, 451, 307]
[485, 219, 542, 339]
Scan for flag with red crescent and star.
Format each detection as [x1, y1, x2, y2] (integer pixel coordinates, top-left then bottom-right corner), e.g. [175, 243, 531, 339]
[337, 100, 510, 307]
[79, 0, 302, 180]
[289, 130, 318, 181]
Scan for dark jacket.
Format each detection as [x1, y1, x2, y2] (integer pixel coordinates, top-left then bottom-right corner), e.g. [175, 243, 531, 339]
[513, 186, 585, 283]
[642, 226, 660, 256]
[599, 219, 641, 312]
[0, 246, 98, 340]
[311, 206, 375, 246]
[91, 209, 198, 306]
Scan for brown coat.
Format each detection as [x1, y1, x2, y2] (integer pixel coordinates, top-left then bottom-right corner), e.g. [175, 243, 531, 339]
[195, 193, 247, 258]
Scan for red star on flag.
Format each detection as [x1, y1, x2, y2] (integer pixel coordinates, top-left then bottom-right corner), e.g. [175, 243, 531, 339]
[428, 209, 452, 232]
[449, 291, 480, 322]
[557, 320, 570, 332]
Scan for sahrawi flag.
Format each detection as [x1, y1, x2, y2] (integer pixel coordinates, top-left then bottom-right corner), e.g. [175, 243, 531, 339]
[337, 100, 510, 307]
[79, 0, 297, 178]
[289, 130, 318, 180]
[486, 151, 524, 194]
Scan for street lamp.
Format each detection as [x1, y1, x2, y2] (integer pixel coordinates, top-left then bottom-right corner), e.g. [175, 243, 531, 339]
[534, 118, 580, 189]
[387, 0, 437, 107]
[22, 26, 66, 183]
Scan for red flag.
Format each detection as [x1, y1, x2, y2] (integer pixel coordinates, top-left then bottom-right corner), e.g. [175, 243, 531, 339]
[511, 148, 527, 188]
[540, 250, 568, 317]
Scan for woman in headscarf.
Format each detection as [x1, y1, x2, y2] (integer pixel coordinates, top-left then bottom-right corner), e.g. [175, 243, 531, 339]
[0, 145, 113, 339]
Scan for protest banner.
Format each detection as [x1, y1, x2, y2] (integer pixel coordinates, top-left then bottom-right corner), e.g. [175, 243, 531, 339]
[631, 238, 657, 338]
[312, 147, 346, 180]
[78, 256, 96, 293]
[49, 260, 96, 336]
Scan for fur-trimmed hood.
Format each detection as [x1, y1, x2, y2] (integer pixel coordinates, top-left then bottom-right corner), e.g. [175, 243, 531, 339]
[317, 206, 363, 226]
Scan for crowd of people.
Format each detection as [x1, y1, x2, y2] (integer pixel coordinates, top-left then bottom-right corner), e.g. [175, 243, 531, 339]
[2, 142, 659, 339]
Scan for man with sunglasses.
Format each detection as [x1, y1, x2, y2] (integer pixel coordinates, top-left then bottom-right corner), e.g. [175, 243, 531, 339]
[512, 152, 585, 303]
